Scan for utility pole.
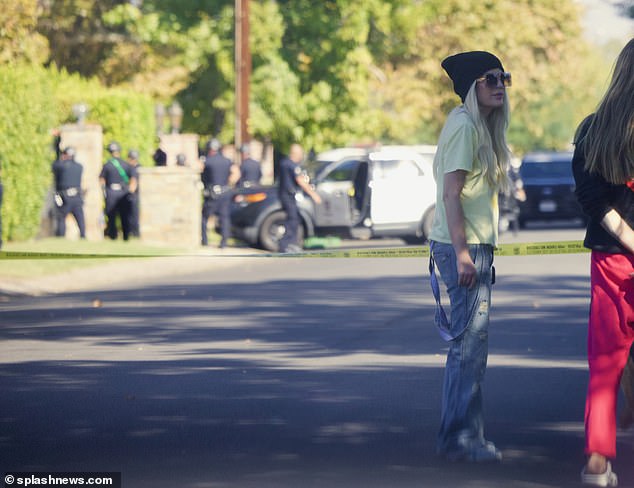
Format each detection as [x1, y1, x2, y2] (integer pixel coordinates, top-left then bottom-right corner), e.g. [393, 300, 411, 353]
[235, 0, 251, 164]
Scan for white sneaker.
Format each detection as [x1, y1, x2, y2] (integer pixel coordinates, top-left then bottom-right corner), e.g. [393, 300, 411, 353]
[581, 461, 618, 487]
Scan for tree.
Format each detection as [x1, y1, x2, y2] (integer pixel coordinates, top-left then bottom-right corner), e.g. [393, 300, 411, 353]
[367, 0, 608, 152]
[0, 0, 49, 64]
[37, 0, 141, 83]
[35, 0, 611, 154]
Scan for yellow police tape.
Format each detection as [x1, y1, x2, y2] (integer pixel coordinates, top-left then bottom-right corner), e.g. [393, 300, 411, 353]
[0, 251, 163, 260]
[285, 240, 589, 258]
[0, 240, 589, 260]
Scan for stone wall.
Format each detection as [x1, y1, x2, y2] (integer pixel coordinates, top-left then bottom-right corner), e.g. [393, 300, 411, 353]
[158, 133, 200, 168]
[138, 166, 201, 247]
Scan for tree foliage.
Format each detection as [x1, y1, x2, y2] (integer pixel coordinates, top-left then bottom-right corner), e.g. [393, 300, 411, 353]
[367, 0, 608, 152]
[29, 0, 620, 154]
[0, 0, 49, 64]
[37, 0, 145, 84]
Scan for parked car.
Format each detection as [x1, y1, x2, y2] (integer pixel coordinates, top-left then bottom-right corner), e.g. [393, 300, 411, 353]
[229, 146, 438, 251]
[517, 151, 585, 227]
[498, 160, 525, 234]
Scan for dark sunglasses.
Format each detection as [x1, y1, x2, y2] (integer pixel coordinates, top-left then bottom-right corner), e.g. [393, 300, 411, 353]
[476, 72, 512, 88]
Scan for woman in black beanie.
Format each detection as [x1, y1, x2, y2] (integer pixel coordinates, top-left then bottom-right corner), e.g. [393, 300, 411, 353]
[428, 50, 512, 462]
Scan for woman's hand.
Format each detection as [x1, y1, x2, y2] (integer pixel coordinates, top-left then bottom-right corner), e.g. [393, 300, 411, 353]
[456, 249, 477, 288]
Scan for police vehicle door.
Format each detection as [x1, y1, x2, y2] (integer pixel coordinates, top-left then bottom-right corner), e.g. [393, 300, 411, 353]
[370, 158, 428, 226]
[313, 158, 362, 227]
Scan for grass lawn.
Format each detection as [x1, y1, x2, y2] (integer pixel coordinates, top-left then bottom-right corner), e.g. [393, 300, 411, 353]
[0, 238, 191, 279]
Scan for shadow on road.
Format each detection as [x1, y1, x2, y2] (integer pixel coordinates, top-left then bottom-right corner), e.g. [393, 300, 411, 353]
[1, 271, 632, 487]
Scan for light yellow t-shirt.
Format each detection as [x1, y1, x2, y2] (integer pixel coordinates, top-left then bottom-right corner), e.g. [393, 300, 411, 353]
[429, 106, 499, 246]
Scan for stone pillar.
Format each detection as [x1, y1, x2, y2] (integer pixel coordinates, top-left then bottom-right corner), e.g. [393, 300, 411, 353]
[138, 166, 201, 247]
[159, 133, 200, 168]
[42, 124, 104, 240]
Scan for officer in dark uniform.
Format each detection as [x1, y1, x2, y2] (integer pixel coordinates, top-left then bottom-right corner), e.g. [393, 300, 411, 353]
[277, 143, 322, 253]
[99, 142, 138, 240]
[237, 144, 262, 188]
[201, 139, 240, 247]
[51, 146, 86, 238]
[153, 146, 167, 166]
[176, 153, 187, 166]
[127, 149, 141, 237]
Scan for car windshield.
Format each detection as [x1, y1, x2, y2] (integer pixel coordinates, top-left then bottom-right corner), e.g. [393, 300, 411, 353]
[305, 159, 328, 180]
[318, 159, 362, 182]
[373, 159, 421, 179]
[309, 159, 360, 181]
[520, 160, 572, 179]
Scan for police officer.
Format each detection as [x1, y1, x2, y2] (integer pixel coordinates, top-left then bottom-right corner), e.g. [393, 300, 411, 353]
[153, 146, 167, 166]
[51, 146, 86, 239]
[176, 153, 187, 166]
[237, 143, 262, 188]
[99, 142, 138, 240]
[277, 143, 321, 253]
[201, 139, 240, 247]
[127, 149, 141, 238]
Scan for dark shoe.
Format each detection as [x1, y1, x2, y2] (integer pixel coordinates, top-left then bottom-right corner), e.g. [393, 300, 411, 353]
[440, 441, 502, 463]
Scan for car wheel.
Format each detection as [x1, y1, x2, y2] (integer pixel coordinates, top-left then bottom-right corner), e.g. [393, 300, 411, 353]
[403, 207, 436, 244]
[258, 210, 305, 252]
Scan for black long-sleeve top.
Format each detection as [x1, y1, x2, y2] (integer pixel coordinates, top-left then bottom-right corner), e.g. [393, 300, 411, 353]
[572, 115, 634, 254]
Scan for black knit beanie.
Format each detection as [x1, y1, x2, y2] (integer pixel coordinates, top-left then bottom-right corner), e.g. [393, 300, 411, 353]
[441, 51, 504, 102]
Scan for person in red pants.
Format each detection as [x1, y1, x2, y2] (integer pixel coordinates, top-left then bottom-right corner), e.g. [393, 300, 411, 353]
[572, 37, 634, 487]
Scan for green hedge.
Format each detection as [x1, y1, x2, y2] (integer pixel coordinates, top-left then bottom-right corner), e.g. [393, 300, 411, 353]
[0, 64, 157, 243]
[51, 68, 156, 167]
[0, 63, 60, 242]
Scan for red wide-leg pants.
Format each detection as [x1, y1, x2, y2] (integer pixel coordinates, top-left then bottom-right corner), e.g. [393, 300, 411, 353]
[585, 251, 634, 457]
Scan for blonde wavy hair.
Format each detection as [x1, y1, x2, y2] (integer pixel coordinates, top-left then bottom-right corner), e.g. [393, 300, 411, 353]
[463, 82, 512, 192]
[582, 38, 634, 184]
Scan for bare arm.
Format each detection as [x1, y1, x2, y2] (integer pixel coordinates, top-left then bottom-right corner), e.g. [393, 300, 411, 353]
[128, 176, 138, 194]
[295, 175, 322, 204]
[443, 170, 476, 288]
[601, 209, 634, 255]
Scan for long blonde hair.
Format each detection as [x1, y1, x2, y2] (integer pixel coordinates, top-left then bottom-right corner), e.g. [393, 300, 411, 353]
[463, 82, 512, 191]
[582, 38, 634, 184]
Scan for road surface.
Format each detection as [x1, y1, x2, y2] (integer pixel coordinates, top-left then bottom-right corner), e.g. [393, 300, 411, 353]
[1, 227, 633, 487]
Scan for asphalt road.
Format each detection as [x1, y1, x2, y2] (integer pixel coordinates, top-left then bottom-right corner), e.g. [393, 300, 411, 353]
[1, 226, 633, 487]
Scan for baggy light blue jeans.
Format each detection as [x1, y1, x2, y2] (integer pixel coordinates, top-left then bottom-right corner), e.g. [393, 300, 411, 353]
[430, 241, 494, 455]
